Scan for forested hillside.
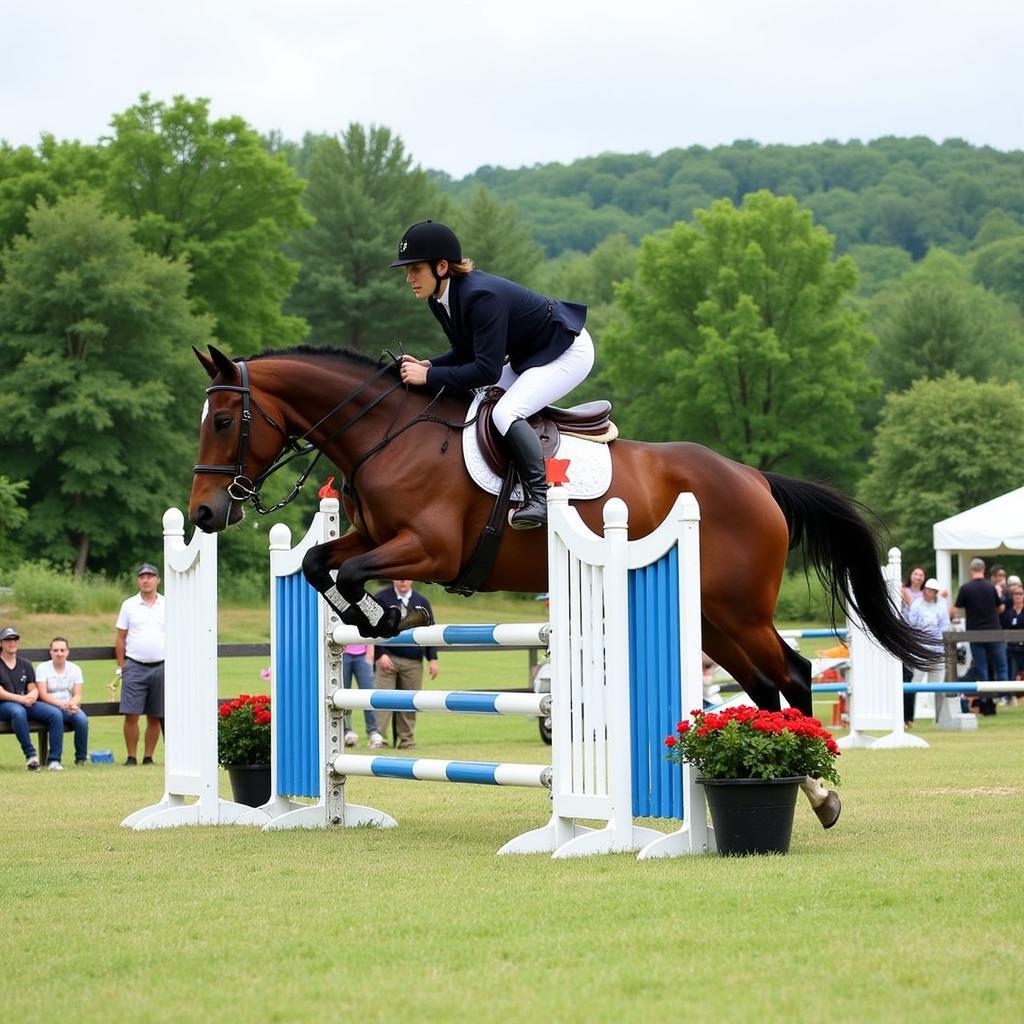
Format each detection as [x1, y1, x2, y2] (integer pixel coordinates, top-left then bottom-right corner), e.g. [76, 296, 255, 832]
[435, 137, 1024, 264]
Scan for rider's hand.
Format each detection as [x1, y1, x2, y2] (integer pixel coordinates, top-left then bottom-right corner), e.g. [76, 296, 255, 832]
[400, 358, 430, 386]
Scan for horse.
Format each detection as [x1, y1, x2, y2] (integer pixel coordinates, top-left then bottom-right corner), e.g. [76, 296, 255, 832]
[189, 343, 929, 722]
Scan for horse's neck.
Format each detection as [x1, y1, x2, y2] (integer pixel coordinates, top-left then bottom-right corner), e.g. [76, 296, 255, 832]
[266, 360, 462, 475]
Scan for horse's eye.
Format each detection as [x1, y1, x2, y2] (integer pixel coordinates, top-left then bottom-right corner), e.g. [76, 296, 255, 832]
[214, 413, 233, 431]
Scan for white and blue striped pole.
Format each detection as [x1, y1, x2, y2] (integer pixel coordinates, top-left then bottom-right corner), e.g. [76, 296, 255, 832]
[331, 622, 549, 648]
[330, 689, 550, 716]
[331, 755, 551, 788]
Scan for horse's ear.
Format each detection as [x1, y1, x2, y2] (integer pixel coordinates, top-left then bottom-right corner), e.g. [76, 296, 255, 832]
[193, 346, 218, 379]
[206, 345, 239, 382]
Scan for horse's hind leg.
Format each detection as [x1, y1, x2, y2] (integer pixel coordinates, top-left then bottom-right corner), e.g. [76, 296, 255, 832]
[701, 620, 785, 710]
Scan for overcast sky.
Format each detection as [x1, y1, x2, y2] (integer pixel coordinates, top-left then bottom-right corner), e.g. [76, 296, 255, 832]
[4, 0, 1021, 177]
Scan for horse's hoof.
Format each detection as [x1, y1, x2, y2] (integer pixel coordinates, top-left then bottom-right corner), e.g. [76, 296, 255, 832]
[400, 606, 431, 629]
[814, 791, 841, 829]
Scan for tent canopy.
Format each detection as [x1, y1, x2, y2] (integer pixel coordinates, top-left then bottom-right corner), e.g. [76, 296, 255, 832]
[933, 487, 1024, 553]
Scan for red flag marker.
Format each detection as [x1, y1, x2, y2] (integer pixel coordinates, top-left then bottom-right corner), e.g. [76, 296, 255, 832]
[318, 476, 341, 499]
[545, 457, 571, 486]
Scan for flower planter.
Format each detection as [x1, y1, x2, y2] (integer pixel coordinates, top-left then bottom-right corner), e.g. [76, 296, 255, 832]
[226, 764, 271, 807]
[698, 776, 803, 856]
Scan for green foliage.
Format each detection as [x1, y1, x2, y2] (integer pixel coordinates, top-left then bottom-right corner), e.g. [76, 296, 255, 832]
[0, 193, 213, 573]
[437, 138, 1024, 268]
[773, 572, 834, 623]
[103, 94, 309, 350]
[286, 123, 446, 354]
[0, 475, 27, 564]
[5, 561, 81, 613]
[867, 252, 1024, 398]
[972, 233, 1024, 311]
[664, 706, 841, 784]
[859, 373, 1024, 567]
[600, 191, 876, 482]
[217, 693, 271, 766]
[453, 186, 543, 286]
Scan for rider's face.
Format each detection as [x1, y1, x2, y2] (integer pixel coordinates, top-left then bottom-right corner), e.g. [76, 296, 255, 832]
[404, 261, 448, 300]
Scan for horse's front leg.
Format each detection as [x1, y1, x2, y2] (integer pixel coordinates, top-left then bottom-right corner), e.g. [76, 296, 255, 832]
[302, 529, 444, 639]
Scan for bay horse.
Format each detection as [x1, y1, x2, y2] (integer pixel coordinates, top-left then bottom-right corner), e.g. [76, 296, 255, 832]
[189, 343, 928, 720]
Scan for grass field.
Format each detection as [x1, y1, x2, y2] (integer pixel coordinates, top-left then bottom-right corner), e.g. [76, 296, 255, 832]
[2, 604, 1022, 1023]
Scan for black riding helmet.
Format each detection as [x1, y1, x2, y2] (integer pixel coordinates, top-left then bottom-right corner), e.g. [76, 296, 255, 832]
[390, 221, 462, 267]
[391, 221, 462, 297]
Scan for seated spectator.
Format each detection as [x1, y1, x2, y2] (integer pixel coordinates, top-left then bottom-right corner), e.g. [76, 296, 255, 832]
[34, 637, 89, 766]
[0, 626, 65, 771]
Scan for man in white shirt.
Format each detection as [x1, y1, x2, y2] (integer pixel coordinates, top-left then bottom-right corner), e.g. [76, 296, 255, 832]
[115, 563, 166, 766]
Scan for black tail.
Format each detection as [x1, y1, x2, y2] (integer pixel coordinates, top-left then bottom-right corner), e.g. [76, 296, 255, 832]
[764, 472, 932, 671]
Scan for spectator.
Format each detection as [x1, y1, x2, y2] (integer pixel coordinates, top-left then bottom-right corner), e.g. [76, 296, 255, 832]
[1000, 583, 1024, 683]
[341, 643, 385, 750]
[372, 580, 439, 749]
[115, 563, 165, 766]
[0, 626, 64, 770]
[901, 566, 927, 612]
[908, 580, 951, 688]
[989, 564, 1009, 604]
[34, 636, 89, 766]
[953, 557, 1008, 686]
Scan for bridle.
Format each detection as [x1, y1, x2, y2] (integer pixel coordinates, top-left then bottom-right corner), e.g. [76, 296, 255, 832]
[192, 355, 465, 516]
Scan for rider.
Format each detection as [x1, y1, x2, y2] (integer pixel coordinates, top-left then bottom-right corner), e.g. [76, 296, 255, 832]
[391, 220, 593, 529]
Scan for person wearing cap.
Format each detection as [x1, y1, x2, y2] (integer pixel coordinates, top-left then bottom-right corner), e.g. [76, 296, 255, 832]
[391, 220, 592, 529]
[0, 626, 66, 770]
[115, 563, 165, 766]
[908, 579, 951, 688]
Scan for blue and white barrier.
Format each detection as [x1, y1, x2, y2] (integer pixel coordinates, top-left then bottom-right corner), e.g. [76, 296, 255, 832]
[332, 622, 549, 648]
[332, 755, 551, 788]
[331, 689, 548, 717]
[262, 489, 709, 859]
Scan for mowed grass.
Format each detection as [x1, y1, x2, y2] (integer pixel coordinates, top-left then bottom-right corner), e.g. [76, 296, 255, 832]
[3, 661, 1023, 1022]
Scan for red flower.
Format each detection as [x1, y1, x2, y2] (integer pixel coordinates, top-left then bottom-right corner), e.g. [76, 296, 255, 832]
[664, 736, 677, 748]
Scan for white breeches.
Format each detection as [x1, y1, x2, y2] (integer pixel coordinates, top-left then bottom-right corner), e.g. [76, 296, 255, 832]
[492, 328, 595, 436]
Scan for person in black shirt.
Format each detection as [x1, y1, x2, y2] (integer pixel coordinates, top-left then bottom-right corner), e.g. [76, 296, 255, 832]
[0, 626, 65, 770]
[953, 558, 1008, 682]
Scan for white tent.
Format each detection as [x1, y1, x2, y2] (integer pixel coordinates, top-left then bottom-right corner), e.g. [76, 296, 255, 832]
[933, 486, 1024, 596]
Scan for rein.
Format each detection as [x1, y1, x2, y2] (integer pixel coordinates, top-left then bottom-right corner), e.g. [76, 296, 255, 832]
[194, 354, 477, 517]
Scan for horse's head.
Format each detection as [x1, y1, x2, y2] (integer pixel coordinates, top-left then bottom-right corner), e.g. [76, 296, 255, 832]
[189, 345, 289, 532]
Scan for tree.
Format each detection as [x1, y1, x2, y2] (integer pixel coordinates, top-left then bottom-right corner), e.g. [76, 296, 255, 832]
[859, 374, 1024, 568]
[0, 135, 106, 255]
[454, 186, 542, 286]
[286, 124, 446, 354]
[0, 195, 214, 574]
[973, 234, 1024, 312]
[868, 250, 1024, 395]
[103, 94, 309, 351]
[600, 192, 876, 482]
[0, 475, 27, 565]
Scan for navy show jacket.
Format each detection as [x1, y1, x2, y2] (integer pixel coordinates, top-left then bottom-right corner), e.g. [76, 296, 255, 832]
[424, 270, 587, 392]
[372, 586, 439, 662]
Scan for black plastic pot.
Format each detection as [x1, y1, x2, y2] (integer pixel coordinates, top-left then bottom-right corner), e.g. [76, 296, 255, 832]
[226, 764, 271, 807]
[699, 776, 803, 856]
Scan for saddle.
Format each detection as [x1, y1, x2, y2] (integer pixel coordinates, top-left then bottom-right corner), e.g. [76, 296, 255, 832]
[474, 387, 618, 476]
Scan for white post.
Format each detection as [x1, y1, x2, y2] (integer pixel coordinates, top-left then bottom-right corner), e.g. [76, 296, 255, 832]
[122, 509, 268, 829]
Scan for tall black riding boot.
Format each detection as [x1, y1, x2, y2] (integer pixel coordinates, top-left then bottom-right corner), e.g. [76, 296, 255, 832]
[503, 419, 548, 530]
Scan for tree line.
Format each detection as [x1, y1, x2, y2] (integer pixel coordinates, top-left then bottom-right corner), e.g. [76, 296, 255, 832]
[2, 94, 1023, 582]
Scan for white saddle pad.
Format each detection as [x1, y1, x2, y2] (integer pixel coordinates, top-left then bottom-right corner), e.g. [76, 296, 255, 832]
[462, 392, 612, 501]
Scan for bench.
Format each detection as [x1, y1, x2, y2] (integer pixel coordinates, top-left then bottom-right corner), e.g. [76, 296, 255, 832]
[0, 701, 121, 763]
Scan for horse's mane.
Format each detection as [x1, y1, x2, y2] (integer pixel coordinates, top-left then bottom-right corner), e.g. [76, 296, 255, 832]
[246, 344, 453, 401]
